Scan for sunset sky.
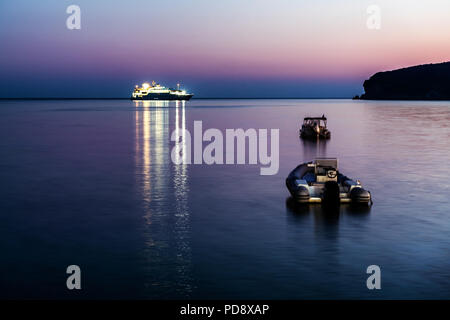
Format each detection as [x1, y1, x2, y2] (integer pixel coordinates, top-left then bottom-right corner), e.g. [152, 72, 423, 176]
[1, 0, 450, 98]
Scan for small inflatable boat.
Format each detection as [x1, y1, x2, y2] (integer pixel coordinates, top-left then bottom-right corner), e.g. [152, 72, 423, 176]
[300, 115, 331, 139]
[286, 158, 372, 206]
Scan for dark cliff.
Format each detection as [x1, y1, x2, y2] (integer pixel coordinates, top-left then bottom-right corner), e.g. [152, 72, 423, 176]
[359, 62, 450, 100]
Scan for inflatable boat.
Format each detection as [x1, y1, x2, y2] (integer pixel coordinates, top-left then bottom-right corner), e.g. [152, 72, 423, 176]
[286, 158, 372, 206]
[300, 115, 331, 139]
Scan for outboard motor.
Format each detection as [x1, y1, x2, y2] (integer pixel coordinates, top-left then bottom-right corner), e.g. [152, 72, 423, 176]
[350, 187, 371, 205]
[323, 180, 340, 208]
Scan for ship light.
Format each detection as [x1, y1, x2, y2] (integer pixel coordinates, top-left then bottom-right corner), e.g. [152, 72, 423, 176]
[142, 83, 150, 89]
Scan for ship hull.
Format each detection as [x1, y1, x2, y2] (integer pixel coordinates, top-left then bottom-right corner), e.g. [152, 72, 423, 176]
[131, 93, 193, 101]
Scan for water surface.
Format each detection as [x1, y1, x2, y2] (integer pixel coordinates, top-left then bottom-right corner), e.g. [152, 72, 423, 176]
[0, 99, 449, 299]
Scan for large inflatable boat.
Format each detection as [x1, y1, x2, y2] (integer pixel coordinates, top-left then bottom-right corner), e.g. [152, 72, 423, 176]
[286, 158, 372, 206]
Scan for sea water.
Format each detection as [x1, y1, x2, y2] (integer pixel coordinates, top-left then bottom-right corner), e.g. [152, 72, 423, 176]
[0, 99, 449, 299]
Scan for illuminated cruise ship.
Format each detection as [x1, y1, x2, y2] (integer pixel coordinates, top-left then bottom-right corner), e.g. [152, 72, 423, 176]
[131, 81, 193, 100]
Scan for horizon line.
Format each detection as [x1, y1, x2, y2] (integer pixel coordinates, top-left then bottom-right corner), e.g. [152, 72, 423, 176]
[0, 97, 353, 101]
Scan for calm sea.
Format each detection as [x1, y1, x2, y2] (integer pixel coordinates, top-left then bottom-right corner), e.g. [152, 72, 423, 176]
[0, 99, 449, 299]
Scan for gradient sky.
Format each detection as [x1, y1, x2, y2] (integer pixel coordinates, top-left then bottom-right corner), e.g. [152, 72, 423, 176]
[1, 0, 450, 98]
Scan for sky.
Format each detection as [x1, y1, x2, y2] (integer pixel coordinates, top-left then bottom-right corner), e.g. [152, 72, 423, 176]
[1, 0, 450, 98]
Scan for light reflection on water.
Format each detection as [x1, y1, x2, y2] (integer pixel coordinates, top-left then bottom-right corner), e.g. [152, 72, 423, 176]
[301, 137, 328, 160]
[134, 100, 193, 298]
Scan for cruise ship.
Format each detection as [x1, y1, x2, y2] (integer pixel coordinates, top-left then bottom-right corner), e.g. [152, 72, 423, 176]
[131, 81, 193, 100]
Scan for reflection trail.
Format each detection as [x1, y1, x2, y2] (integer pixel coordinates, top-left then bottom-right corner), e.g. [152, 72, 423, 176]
[301, 137, 328, 160]
[172, 101, 193, 296]
[134, 100, 193, 298]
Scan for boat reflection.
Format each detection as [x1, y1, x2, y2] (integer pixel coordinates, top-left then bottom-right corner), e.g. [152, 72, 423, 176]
[285, 197, 370, 228]
[301, 136, 328, 160]
[134, 100, 193, 297]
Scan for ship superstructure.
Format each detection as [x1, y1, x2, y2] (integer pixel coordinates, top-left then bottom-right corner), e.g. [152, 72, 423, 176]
[131, 81, 193, 100]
